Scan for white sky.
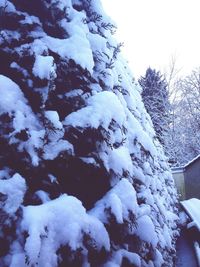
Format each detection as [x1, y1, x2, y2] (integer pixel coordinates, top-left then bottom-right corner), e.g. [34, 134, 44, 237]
[101, 0, 200, 78]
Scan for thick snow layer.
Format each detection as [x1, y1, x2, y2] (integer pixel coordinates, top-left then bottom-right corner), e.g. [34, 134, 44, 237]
[135, 215, 158, 247]
[42, 31, 94, 73]
[127, 110, 157, 157]
[0, 173, 26, 214]
[35, 190, 50, 203]
[20, 15, 40, 25]
[181, 198, 200, 231]
[88, 32, 107, 54]
[0, 75, 74, 165]
[45, 111, 63, 130]
[0, 75, 29, 115]
[43, 139, 74, 160]
[10, 252, 26, 267]
[32, 55, 55, 80]
[154, 249, 164, 267]
[31, 39, 49, 55]
[0, 75, 39, 134]
[107, 146, 133, 176]
[51, 0, 72, 11]
[21, 195, 110, 266]
[0, 0, 16, 12]
[64, 91, 126, 129]
[0, 169, 10, 180]
[90, 179, 138, 224]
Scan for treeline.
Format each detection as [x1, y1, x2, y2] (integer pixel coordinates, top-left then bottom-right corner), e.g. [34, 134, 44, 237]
[139, 66, 200, 166]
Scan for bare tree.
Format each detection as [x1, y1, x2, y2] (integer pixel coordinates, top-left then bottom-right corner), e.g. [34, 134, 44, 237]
[167, 68, 200, 165]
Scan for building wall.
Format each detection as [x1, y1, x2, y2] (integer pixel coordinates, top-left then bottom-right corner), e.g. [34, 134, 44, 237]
[185, 159, 200, 199]
[173, 171, 185, 200]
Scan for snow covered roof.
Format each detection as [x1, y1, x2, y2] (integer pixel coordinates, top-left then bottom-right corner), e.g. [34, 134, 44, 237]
[181, 198, 200, 232]
[171, 154, 200, 173]
[183, 154, 200, 169]
[171, 166, 184, 174]
[181, 199, 200, 267]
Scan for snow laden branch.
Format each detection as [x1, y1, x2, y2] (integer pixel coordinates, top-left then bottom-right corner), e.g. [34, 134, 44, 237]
[0, 0, 178, 266]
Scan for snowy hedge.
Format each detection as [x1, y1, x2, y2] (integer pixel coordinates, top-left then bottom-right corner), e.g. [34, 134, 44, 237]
[0, 0, 179, 266]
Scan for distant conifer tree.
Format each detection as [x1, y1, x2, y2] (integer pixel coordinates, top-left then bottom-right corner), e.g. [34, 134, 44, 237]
[139, 67, 171, 149]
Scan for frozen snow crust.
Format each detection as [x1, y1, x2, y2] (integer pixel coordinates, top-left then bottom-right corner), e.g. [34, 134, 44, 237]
[0, 0, 178, 266]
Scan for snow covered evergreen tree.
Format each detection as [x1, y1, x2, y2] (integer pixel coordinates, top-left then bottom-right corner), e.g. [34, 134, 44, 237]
[139, 68, 170, 151]
[0, 0, 179, 266]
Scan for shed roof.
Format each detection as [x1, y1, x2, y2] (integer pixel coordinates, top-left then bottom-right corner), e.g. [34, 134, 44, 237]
[184, 154, 200, 169]
[171, 166, 184, 173]
[171, 154, 200, 173]
[181, 198, 200, 232]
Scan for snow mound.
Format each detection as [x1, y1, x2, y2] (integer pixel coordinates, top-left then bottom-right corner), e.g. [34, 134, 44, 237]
[0, 0, 16, 12]
[90, 179, 138, 224]
[0, 75, 30, 116]
[21, 195, 110, 266]
[0, 173, 26, 214]
[64, 91, 126, 129]
[135, 215, 158, 247]
[32, 55, 55, 80]
[181, 198, 200, 231]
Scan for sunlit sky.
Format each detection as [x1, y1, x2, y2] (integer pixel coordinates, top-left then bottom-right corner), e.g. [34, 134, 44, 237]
[101, 0, 200, 78]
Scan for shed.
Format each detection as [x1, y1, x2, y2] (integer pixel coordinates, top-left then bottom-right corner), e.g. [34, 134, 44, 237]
[172, 155, 200, 200]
